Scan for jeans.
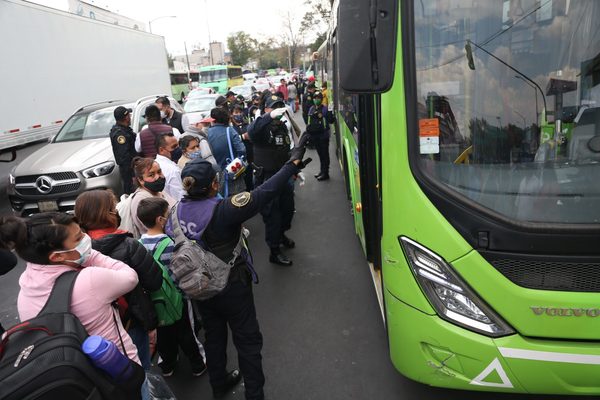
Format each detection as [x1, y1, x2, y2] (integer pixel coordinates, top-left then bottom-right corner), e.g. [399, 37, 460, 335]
[128, 325, 151, 371]
[141, 375, 150, 400]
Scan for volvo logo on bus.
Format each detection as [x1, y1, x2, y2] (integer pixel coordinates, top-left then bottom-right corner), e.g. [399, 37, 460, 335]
[35, 176, 53, 194]
[531, 307, 600, 317]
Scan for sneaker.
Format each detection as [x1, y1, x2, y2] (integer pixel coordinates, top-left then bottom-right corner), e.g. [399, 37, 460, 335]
[192, 362, 207, 377]
[213, 369, 242, 399]
[161, 366, 175, 377]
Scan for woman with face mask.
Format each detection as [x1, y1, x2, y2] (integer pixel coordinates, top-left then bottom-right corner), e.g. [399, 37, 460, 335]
[128, 157, 177, 237]
[75, 190, 163, 371]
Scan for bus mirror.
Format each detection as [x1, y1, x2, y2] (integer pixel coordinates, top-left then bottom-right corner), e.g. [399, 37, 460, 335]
[338, 0, 398, 93]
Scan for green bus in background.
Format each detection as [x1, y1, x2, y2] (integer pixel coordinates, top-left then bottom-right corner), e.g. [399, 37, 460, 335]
[198, 65, 244, 94]
[319, 0, 600, 395]
[169, 71, 199, 102]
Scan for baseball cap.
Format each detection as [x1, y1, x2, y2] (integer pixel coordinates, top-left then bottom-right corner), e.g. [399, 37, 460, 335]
[225, 91, 236, 97]
[215, 96, 227, 107]
[313, 91, 323, 99]
[181, 159, 217, 195]
[200, 116, 215, 123]
[265, 94, 285, 109]
[114, 106, 132, 121]
[307, 75, 316, 82]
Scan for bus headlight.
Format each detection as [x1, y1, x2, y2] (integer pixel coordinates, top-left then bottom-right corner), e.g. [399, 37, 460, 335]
[399, 236, 514, 337]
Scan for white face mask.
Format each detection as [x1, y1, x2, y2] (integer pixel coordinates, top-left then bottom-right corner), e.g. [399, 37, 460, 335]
[160, 110, 167, 119]
[54, 234, 92, 266]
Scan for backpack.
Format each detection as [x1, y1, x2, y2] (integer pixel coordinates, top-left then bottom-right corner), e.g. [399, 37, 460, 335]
[0, 271, 145, 400]
[116, 192, 140, 238]
[145, 237, 183, 327]
[168, 202, 244, 301]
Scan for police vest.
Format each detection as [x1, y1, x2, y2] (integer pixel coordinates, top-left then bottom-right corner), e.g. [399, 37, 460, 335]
[306, 106, 327, 135]
[253, 120, 291, 172]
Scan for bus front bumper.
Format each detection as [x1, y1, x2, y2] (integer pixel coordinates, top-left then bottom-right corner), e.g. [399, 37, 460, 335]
[386, 290, 600, 395]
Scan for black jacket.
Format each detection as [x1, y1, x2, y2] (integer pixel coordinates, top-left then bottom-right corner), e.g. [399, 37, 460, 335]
[163, 110, 184, 134]
[109, 124, 137, 166]
[92, 232, 162, 330]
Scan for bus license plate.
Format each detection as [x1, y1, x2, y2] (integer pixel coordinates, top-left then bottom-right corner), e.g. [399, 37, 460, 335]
[38, 200, 58, 212]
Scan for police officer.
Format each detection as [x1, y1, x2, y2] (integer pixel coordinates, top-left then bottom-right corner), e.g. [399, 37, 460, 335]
[248, 95, 296, 266]
[306, 91, 331, 181]
[301, 83, 317, 125]
[109, 106, 137, 194]
[170, 143, 310, 400]
[247, 93, 261, 122]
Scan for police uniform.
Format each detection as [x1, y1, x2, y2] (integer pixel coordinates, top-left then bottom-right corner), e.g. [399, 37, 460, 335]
[109, 106, 137, 194]
[168, 159, 304, 400]
[301, 84, 316, 124]
[248, 96, 296, 264]
[306, 92, 331, 180]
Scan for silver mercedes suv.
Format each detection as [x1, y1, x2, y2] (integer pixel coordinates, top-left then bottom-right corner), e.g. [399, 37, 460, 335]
[8, 95, 182, 216]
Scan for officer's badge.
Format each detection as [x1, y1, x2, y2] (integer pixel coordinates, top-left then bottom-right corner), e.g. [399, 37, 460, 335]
[232, 192, 251, 207]
[318, 113, 323, 119]
[271, 95, 278, 100]
[116, 135, 126, 145]
[307, 96, 312, 101]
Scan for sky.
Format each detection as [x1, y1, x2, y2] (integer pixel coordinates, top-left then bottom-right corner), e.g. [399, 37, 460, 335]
[30, 0, 314, 55]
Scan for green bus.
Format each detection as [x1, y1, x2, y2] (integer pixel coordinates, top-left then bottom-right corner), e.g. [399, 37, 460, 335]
[322, 0, 600, 395]
[170, 72, 199, 103]
[198, 65, 244, 94]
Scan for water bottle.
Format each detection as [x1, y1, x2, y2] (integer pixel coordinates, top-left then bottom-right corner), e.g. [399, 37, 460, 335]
[82, 335, 133, 383]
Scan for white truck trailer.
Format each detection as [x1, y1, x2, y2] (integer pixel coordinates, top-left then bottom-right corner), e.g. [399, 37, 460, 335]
[0, 0, 171, 160]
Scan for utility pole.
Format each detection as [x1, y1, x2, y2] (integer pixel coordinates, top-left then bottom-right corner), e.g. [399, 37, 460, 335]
[204, 0, 214, 65]
[184, 41, 191, 82]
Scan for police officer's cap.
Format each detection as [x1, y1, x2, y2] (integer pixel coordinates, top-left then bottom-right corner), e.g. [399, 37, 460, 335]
[265, 95, 285, 109]
[114, 106, 132, 121]
[251, 93, 261, 101]
[181, 159, 217, 195]
[225, 91, 236, 98]
[313, 91, 323, 99]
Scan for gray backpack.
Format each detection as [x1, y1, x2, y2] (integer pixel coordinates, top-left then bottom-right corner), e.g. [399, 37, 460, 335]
[168, 202, 244, 301]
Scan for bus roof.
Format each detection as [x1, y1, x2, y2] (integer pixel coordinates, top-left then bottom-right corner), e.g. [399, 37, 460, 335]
[199, 65, 242, 71]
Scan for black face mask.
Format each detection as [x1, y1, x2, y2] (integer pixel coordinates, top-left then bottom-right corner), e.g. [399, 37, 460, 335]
[144, 177, 166, 193]
[0, 248, 18, 275]
[170, 147, 183, 163]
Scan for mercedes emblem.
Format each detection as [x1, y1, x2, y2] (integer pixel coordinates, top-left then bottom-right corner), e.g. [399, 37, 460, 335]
[35, 176, 53, 194]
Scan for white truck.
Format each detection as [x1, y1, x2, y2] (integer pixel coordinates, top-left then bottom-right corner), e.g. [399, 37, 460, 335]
[0, 0, 171, 160]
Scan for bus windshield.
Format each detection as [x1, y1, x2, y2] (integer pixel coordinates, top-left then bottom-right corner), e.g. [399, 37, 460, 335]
[413, 0, 600, 224]
[200, 69, 226, 83]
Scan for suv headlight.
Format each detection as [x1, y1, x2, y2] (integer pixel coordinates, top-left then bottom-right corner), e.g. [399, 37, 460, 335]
[399, 236, 514, 337]
[82, 161, 115, 178]
[9, 167, 16, 186]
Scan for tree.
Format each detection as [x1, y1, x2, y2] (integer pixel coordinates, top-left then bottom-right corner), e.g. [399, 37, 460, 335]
[281, 10, 302, 70]
[300, 0, 331, 48]
[227, 31, 255, 67]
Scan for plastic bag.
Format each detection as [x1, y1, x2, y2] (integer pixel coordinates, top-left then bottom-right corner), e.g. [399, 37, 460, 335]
[147, 371, 177, 400]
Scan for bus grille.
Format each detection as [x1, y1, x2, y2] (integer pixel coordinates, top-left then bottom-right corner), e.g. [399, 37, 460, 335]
[490, 259, 600, 292]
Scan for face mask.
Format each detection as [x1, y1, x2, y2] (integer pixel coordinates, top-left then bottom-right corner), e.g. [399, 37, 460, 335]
[144, 176, 166, 192]
[233, 115, 243, 123]
[188, 150, 203, 160]
[54, 234, 92, 266]
[170, 147, 183, 163]
[160, 110, 167, 119]
[313, 99, 322, 106]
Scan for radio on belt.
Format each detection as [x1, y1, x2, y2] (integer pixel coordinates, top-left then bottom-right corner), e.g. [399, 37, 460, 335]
[225, 157, 247, 179]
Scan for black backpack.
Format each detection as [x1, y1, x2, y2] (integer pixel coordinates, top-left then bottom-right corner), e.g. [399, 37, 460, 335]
[0, 271, 145, 400]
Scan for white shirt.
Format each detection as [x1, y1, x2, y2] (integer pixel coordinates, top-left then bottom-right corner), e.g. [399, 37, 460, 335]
[134, 125, 181, 153]
[155, 154, 185, 201]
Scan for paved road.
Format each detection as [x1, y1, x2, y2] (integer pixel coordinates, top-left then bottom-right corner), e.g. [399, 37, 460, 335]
[0, 130, 580, 399]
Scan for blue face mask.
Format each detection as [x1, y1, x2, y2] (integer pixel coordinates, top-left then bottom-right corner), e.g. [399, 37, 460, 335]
[233, 115, 244, 123]
[54, 233, 92, 266]
[188, 150, 203, 160]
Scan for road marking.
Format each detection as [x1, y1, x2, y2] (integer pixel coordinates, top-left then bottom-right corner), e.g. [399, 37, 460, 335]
[499, 347, 600, 365]
[470, 358, 513, 388]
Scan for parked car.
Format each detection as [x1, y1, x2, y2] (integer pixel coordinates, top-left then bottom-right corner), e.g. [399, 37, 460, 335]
[8, 95, 182, 216]
[186, 87, 214, 101]
[183, 94, 219, 120]
[229, 85, 254, 101]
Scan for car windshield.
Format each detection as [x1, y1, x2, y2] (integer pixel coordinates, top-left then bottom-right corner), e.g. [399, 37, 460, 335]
[184, 97, 216, 113]
[231, 86, 252, 97]
[200, 69, 226, 83]
[413, 0, 600, 224]
[54, 108, 116, 142]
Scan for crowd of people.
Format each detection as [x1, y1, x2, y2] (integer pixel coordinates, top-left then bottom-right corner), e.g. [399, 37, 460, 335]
[0, 74, 331, 400]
